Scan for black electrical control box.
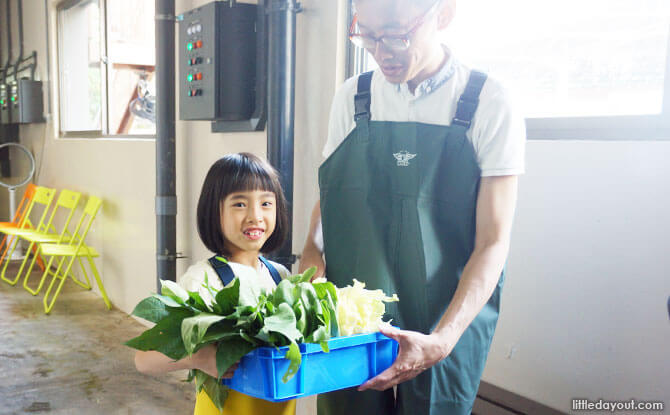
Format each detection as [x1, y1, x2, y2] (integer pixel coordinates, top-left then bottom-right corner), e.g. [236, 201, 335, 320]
[8, 79, 44, 124]
[0, 83, 10, 124]
[179, 1, 257, 121]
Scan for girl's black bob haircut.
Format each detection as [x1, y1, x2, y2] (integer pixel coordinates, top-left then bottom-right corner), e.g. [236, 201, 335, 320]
[196, 152, 289, 258]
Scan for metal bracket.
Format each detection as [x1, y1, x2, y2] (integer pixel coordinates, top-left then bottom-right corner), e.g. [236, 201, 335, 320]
[156, 13, 178, 21]
[157, 252, 189, 261]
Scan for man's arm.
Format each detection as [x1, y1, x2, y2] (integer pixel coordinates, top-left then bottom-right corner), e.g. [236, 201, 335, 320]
[299, 200, 326, 280]
[359, 175, 518, 391]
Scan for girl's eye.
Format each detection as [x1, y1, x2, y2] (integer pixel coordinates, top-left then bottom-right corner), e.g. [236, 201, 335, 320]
[233, 202, 246, 208]
[262, 201, 273, 207]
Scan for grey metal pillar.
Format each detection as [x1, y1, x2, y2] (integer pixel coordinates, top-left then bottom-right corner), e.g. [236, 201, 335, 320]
[155, 0, 177, 290]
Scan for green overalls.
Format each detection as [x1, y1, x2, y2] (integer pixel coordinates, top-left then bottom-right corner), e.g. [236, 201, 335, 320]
[317, 70, 504, 415]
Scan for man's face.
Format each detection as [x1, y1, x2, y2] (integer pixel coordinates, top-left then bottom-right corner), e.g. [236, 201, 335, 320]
[354, 0, 446, 84]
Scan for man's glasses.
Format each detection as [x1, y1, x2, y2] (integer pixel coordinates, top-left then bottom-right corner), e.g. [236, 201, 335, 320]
[349, 0, 441, 52]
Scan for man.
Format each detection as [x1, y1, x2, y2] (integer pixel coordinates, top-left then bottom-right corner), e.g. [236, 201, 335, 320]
[299, 0, 525, 413]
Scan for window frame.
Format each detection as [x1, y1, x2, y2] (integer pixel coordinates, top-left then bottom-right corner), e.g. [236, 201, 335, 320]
[347, 3, 670, 141]
[56, 0, 155, 139]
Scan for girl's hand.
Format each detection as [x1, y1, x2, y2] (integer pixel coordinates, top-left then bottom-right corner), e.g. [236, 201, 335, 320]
[191, 344, 239, 379]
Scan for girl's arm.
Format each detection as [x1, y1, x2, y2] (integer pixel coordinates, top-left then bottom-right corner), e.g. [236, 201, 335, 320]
[134, 344, 237, 379]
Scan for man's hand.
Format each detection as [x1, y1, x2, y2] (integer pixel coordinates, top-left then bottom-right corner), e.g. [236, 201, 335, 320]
[357, 325, 455, 391]
[191, 344, 238, 379]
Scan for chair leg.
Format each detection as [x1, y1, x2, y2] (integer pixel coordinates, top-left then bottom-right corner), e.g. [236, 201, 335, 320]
[69, 256, 92, 290]
[43, 255, 73, 314]
[23, 249, 55, 296]
[13, 241, 36, 288]
[86, 256, 111, 310]
[0, 234, 9, 266]
[0, 236, 22, 285]
[30, 243, 47, 272]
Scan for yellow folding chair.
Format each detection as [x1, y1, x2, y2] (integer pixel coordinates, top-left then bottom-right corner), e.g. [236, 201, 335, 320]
[0, 186, 56, 285]
[11, 189, 82, 295]
[39, 196, 111, 314]
[0, 183, 46, 271]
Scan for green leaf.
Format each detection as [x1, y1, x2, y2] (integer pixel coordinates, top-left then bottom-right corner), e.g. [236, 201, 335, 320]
[300, 266, 317, 283]
[293, 301, 307, 334]
[239, 330, 259, 346]
[215, 336, 255, 379]
[181, 313, 227, 355]
[151, 293, 185, 309]
[200, 320, 237, 344]
[238, 276, 263, 308]
[160, 280, 189, 304]
[263, 303, 303, 344]
[272, 279, 296, 307]
[313, 282, 339, 335]
[124, 308, 194, 360]
[307, 325, 329, 345]
[215, 278, 239, 315]
[313, 281, 338, 303]
[297, 283, 322, 336]
[130, 297, 169, 323]
[265, 301, 275, 314]
[187, 290, 210, 312]
[195, 370, 230, 411]
[282, 341, 302, 383]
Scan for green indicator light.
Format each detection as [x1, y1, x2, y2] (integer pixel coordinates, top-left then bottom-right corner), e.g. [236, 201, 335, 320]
[187, 74, 193, 82]
[10, 96, 15, 102]
[187, 42, 193, 51]
[0, 100, 4, 105]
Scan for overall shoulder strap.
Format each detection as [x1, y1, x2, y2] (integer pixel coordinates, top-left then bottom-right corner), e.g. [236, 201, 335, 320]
[258, 256, 282, 285]
[354, 71, 374, 122]
[207, 256, 236, 286]
[452, 70, 488, 130]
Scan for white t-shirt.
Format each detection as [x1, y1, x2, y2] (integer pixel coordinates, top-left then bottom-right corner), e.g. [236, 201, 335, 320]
[322, 52, 526, 176]
[316, 51, 526, 252]
[177, 258, 291, 307]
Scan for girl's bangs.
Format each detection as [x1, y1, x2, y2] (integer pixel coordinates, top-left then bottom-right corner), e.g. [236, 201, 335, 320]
[228, 166, 277, 195]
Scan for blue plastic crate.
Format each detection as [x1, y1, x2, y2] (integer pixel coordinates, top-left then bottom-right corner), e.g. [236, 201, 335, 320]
[222, 331, 399, 402]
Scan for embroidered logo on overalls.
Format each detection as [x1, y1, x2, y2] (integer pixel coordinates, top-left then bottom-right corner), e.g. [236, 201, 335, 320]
[393, 151, 417, 167]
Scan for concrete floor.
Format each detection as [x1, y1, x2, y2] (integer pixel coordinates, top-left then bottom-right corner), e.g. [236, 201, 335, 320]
[0, 262, 194, 415]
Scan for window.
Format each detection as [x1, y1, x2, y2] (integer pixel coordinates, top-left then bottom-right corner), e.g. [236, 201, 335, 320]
[350, 0, 670, 140]
[57, 0, 155, 137]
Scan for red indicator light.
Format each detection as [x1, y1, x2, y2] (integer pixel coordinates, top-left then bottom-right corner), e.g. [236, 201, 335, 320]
[195, 72, 202, 81]
[195, 40, 203, 49]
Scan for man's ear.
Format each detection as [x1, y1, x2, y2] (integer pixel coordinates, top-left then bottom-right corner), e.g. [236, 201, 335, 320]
[436, 0, 455, 31]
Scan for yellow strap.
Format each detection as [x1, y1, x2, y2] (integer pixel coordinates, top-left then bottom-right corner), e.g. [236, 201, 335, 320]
[194, 389, 296, 415]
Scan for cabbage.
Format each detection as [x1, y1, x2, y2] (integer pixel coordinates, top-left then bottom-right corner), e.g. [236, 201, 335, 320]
[332, 279, 398, 336]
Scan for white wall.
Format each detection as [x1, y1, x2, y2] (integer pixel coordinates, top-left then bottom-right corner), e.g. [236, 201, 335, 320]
[483, 140, 670, 411]
[4, 0, 668, 414]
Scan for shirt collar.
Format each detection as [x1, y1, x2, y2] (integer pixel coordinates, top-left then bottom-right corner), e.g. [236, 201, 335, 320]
[393, 45, 455, 99]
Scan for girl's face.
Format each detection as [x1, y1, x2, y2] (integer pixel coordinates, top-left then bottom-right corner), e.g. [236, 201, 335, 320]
[220, 189, 277, 258]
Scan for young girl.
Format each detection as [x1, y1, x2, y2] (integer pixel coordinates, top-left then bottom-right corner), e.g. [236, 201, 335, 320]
[134, 153, 296, 415]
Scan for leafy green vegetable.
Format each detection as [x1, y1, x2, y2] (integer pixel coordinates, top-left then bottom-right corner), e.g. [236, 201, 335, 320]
[181, 313, 227, 354]
[125, 266, 342, 411]
[131, 297, 170, 323]
[124, 307, 194, 360]
[215, 336, 255, 380]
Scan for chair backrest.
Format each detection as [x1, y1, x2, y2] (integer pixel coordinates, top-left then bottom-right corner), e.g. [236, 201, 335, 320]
[19, 186, 56, 231]
[43, 189, 82, 241]
[69, 196, 103, 251]
[10, 183, 37, 225]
